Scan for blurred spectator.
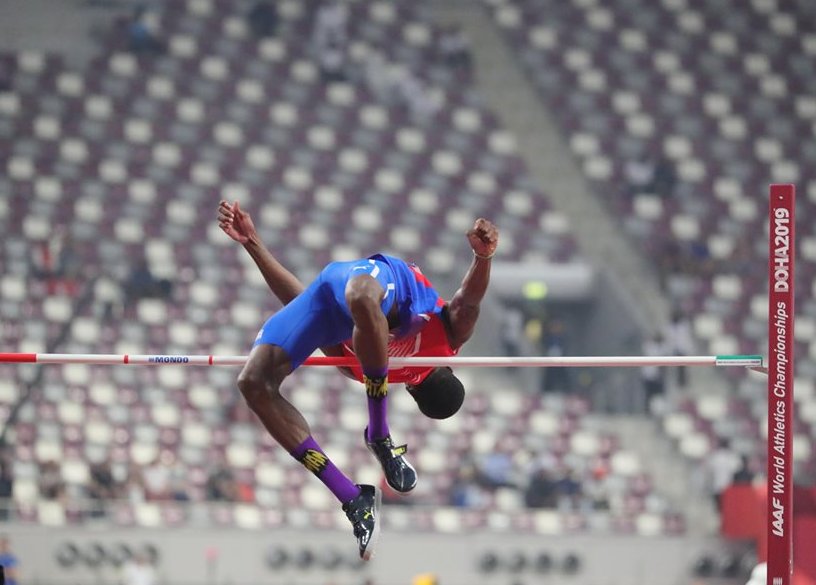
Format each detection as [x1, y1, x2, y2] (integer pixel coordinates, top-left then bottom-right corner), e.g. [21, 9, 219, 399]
[641, 333, 668, 412]
[94, 273, 125, 322]
[687, 239, 714, 280]
[730, 234, 755, 277]
[500, 304, 525, 358]
[87, 458, 118, 517]
[124, 463, 147, 504]
[656, 239, 684, 292]
[438, 26, 472, 73]
[624, 154, 656, 197]
[235, 476, 255, 503]
[584, 464, 611, 511]
[247, 1, 278, 38]
[312, 0, 348, 83]
[397, 72, 439, 120]
[0, 460, 13, 521]
[38, 460, 66, 502]
[524, 467, 557, 509]
[542, 320, 570, 393]
[126, 5, 164, 55]
[529, 450, 557, 472]
[554, 467, 583, 511]
[476, 446, 516, 491]
[124, 258, 172, 308]
[142, 454, 173, 501]
[89, 458, 117, 498]
[651, 155, 676, 198]
[658, 238, 714, 292]
[732, 455, 755, 485]
[664, 307, 694, 388]
[745, 562, 766, 585]
[449, 463, 484, 508]
[318, 39, 347, 83]
[365, 53, 394, 99]
[30, 227, 81, 296]
[705, 439, 741, 510]
[0, 58, 10, 93]
[0, 535, 20, 585]
[625, 154, 675, 198]
[121, 551, 157, 585]
[169, 463, 190, 502]
[364, 53, 439, 120]
[206, 465, 239, 502]
[524, 317, 543, 346]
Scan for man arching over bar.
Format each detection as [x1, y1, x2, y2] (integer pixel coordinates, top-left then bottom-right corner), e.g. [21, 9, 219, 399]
[217, 200, 499, 560]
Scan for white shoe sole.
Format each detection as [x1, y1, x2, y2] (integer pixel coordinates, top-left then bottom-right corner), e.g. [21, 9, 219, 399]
[361, 486, 382, 561]
[393, 459, 418, 494]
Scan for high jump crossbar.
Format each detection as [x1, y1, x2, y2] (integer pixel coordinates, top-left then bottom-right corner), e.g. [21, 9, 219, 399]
[0, 352, 765, 369]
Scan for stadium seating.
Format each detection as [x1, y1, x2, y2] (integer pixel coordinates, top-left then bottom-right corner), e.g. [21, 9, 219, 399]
[0, 0, 683, 534]
[6, 347, 674, 532]
[486, 0, 816, 477]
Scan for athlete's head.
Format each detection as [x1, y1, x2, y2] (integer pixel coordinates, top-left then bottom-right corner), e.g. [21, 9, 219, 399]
[406, 367, 465, 420]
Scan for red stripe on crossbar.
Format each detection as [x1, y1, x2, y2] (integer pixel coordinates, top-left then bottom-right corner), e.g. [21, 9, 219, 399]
[304, 356, 353, 366]
[0, 353, 37, 363]
[302, 356, 424, 367]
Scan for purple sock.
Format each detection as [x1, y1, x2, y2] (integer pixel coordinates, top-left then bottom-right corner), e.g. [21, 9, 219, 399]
[367, 395, 390, 441]
[290, 436, 360, 504]
[363, 367, 390, 442]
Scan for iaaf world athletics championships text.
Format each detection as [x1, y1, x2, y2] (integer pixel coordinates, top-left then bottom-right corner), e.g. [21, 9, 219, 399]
[770, 206, 792, 538]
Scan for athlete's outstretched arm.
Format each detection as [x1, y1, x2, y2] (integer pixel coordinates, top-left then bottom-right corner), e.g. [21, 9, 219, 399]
[218, 200, 353, 370]
[218, 200, 305, 304]
[446, 218, 499, 349]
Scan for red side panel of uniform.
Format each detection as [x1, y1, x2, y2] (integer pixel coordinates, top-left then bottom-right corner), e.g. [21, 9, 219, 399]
[341, 313, 458, 385]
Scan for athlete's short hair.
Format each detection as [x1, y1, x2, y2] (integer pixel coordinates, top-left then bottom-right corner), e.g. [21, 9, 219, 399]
[406, 367, 465, 420]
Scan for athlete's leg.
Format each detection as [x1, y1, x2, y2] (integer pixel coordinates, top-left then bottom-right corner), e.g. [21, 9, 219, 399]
[339, 263, 417, 493]
[237, 343, 360, 503]
[238, 340, 379, 558]
[345, 274, 393, 442]
[237, 344, 308, 450]
[345, 274, 390, 375]
[238, 276, 363, 504]
[239, 265, 387, 558]
[317, 258, 397, 441]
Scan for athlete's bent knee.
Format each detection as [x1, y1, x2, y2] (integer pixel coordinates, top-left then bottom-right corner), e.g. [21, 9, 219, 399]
[237, 344, 293, 413]
[237, 366, 286, 410]
[237, 371, 267, 406]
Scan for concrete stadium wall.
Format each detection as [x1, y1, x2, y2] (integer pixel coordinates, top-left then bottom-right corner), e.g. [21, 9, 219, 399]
[7, 523, 724, 585]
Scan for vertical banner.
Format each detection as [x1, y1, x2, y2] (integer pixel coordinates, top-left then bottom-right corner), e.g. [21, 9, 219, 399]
[767, 184, 795, 585]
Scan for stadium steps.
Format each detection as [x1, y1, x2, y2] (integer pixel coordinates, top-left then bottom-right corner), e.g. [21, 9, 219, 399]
[592, 414, 719, 535]
[430, 0, 730, 402]
[428, 0, 669, 329]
